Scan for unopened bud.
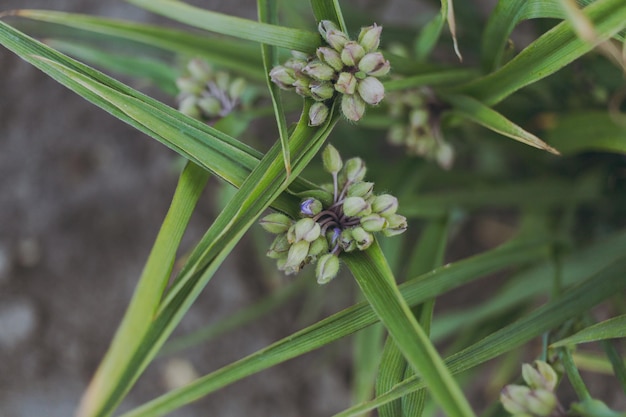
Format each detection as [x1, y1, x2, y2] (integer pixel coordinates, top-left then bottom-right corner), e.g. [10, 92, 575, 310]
[176, 77, 203, 95]
[316, 253, 340, 284]
[293, 77, 312, 97]
[383, 214, 407, 236]
[358, 52, 390, 76]
[357, 76, 385, 105]
[340, 41, 365, 67]
[309, 235, 329, 257]
[335, 72, 358, 95]
[267, 234, 290, 258]
[178, 96, 201, 119]
[310, 81, 335, 101]
[343, 157, 367, 183]
[284, 57, 307, 72]
[526, 389, 557, 416]
[319, 21, 349, 51]
[229, 77, 247, 99]
[269, 66, 297, 89]
[357, 24, 382, 52]
[372, 194, 398, 216]
[300, 198, 323, 216]
[341, 93, 366, 122]
[351, 226, 373, 250]
[501, 385, 532, 415]
[187, 58, 212, 81]
[308, 102, 330, 126]
[316, 46, 344, 71]
[197, 96, 222, 117]
[283, 240, 310, 272]
[343, 196, 371, 217]
[410, 108, 429, 128]
[388, 125, 407, 145]
[322, 144, 343, 174]
[360, 214, 387, 232]
[347, 181, 374, 199]
[523, 361, 558, 392]
[260, 212, 293, 234]
[303, 60, 336, 81]
[215, 71, 230, 92]
[293, 218, 321, 242]
[436, 141, 455, 170]
[339, 229, 357, 252]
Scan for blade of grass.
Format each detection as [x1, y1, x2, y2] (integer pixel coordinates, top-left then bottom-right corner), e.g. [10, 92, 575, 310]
[457, 0, 626, 105]
[115, 234, 550, 417]
[126, 0, 321, 53]
[415, 0, 461, 62]
[345, 240, 476, 417]
[445, 94, 560, 154]
[551, 315, 626, 347]
[335, 255, 626, 417]
[545, 111, 626, 155]
[310, 0, 347, 32]
[258, 0, 291, 176]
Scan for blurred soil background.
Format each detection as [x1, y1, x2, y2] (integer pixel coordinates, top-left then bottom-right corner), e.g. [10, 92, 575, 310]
[2, 1, 623, 417]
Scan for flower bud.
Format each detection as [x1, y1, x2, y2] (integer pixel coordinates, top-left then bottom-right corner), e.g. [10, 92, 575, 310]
[347, 181, 374, 199]
[176, 77, 203, 95]
[303, 60, 336, 81]
[357, 76, 385, 105]
[341, 93, 366, 121]
[187, 58, 212, 81]
[360, 214, 387, 232]
[300, 198, 323, 216]
[523, 361, 558, 392]
[310, 81, 335, 101]
[178, 96, 201, 119]
[260, 212, 293, 234]
[215, 71, 231, 92]
[309, 235, 329, 257]
[319, 21, 349, 51]
[358, 52, 390, 76]
[316, 46, 344, 71]
[269, 66, 297, 89]
[335, 72, 358, 95]
[357, 24, 382, 52]
[351, 226, 373, 250]
[383, 214, 407, 236]
[322, 144, 343, 174]
[197, 96, 222, 117]
[339, 229, 357, 252]
[372, 194, 398, 216]
[316, 253, 340, 284]
[526, 389, 557, 416]
[340, 41, 366, 67]
[283, 240, 310, 272]
[501, 385, 532, 415]
[436, 141, 455, 170]
[343, 196, 371, 217]
[388, 125, 407, 145]
[327, 227, 342, 247]
[284, 57, 307, 72]
[343, 157, 367, 183]
[267, 234, 290, 258]
[308, 102, 329, 126]
[228, 77, 247, 99]
[410, 108, 429, 128]
[293, 218, 321, 242]
[293, 77, 311, 97]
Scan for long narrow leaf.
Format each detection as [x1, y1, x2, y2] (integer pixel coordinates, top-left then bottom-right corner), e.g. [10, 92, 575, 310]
[310, 0, 347, 32]
[551, 315, 626, 347]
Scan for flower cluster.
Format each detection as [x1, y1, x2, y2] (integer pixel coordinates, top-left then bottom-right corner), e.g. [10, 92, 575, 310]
[270, 21, 390, 125]
[387, 88, 454, 169]
[176, 58, 247, 121]
[501, 360, 562, 417]
[260, 145, 407, 284]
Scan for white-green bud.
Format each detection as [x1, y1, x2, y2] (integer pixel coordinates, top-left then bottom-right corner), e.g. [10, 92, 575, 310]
[293, 77, 312, 97]
[284, 57, 307, 72]
[358, 52, 390, 76]
[260, 212, 293, 234]
[388, 125, 407, 145]
[176, 77, 203, 95]
[360, 214, 387, 232]
[229, 77, 247, 99]
[308, 102, 329, 126]
[215, 71, 230, 92]
[322, 144, 343, 174]
[303, 60, 336, 81]
[341, 93, 366, 122]
[178, 96, 201, 119]
[269, 66, 297, 89]
[523, 361, 558, 392]
[339, 229, 357, 252]
[347, 181, 374, 199]
[383, 214, 407, 236]
[319, 21, 349, 51]
[526, 389, 557, 416]
[343, 196, 371, 217]
[410, 108, 429, 128]
[343, 157, 367, 183]
[335, 72, 358, 95]
[300, 198, 323, 216]
[351, 226, 373, 250]
[267, 234, 290, 258]
[283, 240, 310, 272]
[501, 385, 532, 415]
[187, 58, 212, 81]
[197, 96, 222, 117]
[316, 46, 344, 71]
[316, 253, 340, 284]
[293, 218, 321, 242]
[372, 194, 398, 216]
[309, 235, 329, 258]
[357, 76, 385, 105]
[436, 141, 455, 170]
[340, 41, 366, 67]
[310, 81, 335, 101]
[357, 24, 382, 52]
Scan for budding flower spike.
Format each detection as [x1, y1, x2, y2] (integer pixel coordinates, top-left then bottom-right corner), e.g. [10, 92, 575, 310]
[259, 144, 407, 284]
[501, 361, 563, 417]
[269, 21, 390, 125]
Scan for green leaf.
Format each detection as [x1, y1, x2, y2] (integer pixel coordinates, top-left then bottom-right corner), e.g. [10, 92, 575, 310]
[309, 0, 347, 32]
[445, 94, 560, 154]
[345, 241, 476, 417]
[415, 0, 462, 62]
[458, 0, 626, 105]
[551, 315, 626, 347]
[544, 111, 626, 154]
[126, 0, 321, 53]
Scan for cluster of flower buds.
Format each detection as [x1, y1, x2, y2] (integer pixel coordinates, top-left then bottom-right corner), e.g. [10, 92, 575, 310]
[501, 360, 562, 417]
[270, 21, 390, 125]
[260, 144, 407, 284]
[387, 88, 454, 169]
[176, 58, 247, 122]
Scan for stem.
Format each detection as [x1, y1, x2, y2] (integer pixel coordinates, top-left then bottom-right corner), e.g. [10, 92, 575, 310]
[560, 348, 592, 401]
